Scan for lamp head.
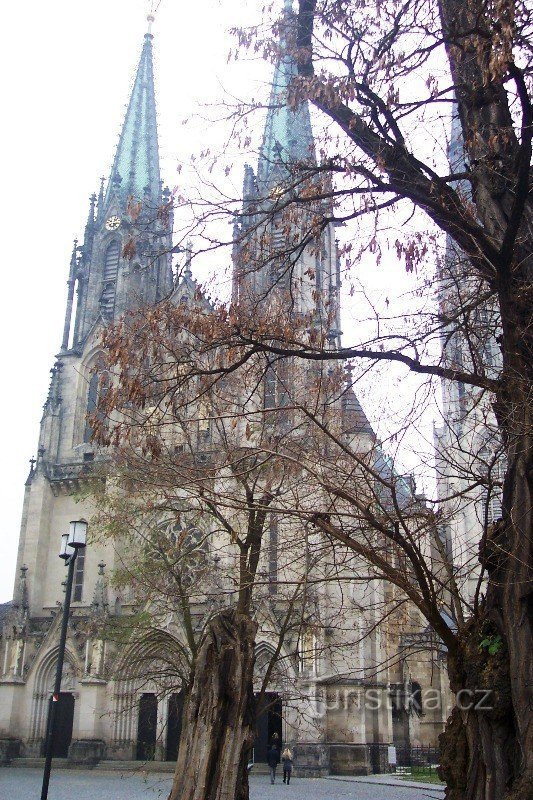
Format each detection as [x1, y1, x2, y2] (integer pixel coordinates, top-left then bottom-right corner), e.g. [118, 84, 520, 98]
[59, 532, 72, 560]
[68, 519, 88, 549]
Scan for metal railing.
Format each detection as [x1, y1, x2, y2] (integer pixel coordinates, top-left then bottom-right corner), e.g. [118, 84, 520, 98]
[393, 745, 441, 779]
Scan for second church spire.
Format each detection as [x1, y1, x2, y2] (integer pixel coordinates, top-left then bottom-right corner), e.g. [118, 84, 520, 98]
[257, 1, 315, 194]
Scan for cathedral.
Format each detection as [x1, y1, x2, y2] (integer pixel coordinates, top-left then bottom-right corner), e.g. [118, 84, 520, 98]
[0, 8, 449, 775]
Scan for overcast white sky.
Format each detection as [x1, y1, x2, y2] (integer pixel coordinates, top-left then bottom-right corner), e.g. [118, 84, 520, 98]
[0, 0, 445, 603]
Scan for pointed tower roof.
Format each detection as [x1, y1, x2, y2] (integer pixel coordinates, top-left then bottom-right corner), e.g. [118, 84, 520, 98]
[105, 23, 161, 205]
[341, 385, 374, 437]
[257, 2, 315, 194]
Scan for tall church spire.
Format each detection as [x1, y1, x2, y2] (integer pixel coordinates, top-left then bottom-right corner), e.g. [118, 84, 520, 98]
[234, 1, 338, 329]
[105, 22, 161, 207]
[257, 1, 315, 194]
[63, 19, 173, 347]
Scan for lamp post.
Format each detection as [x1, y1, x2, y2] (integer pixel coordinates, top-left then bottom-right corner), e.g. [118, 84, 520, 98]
[40, 519, 88, 800]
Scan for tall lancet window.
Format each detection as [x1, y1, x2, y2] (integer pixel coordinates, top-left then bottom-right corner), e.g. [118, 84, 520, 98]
[83, 368, 109, 444]
[264, 360, 289, 418]
[73, 549, 86, 602]
[84, 372, 99, 443]
[264, 366, 277, 409]
[100, 240, 120, 318]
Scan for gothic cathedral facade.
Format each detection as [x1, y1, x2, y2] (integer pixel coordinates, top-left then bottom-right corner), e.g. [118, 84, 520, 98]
[0, 13, 449, 775]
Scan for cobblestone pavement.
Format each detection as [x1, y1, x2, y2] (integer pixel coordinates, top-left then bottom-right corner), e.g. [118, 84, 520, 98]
[0, 768, 444, 800]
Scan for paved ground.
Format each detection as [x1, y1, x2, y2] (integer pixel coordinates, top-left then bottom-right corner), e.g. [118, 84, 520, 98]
[0, 768, 445, 800]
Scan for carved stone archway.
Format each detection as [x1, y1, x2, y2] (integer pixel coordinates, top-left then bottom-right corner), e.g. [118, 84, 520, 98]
[29, 647, 79, 753]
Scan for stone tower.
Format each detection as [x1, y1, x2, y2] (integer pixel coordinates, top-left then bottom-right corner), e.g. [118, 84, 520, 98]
[0, 23, 172, 759]
[231, 2, 342, 346]
[64, 27, 172, 349]
[434, 112, 503, 603]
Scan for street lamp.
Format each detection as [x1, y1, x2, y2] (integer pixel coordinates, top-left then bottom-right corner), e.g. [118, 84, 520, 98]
[40, 520, 88, 800]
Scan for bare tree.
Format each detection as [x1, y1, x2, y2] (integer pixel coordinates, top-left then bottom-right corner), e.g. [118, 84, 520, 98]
[92, 317, 455, 794]
[93, 357, 398, 798]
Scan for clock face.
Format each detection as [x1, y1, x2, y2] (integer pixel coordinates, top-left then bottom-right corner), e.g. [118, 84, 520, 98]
[105, 215, 121, 231]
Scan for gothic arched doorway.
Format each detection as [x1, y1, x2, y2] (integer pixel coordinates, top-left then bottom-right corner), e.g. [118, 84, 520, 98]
[136, 693, 158, 761]
[165, 691, 185, 761]
[31, 649, 78, 757]
[112, 630, 188, 761]
[253, 642, 285, 762]
[49, 693, 75, 757]
[254, 692, 282, 762]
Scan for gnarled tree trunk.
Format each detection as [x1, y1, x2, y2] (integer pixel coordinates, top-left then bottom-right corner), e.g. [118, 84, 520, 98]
[440, 426, 533, 800]
[168, 607, 258, 800]
[440, 615, 514, 800]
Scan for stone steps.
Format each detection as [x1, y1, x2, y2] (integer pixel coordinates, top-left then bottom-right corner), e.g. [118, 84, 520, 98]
[249, 763, 270, 775]
[94, 760, 271, 774]
[94, 760, 176, 773]
[8, 757, 271, 775]
[9, 758, 175, 772]
[11, 758, 69, 769]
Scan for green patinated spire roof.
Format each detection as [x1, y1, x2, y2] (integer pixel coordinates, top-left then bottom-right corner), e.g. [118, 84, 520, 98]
[105, 27, 160, 205]
[257, 1, 315, 194]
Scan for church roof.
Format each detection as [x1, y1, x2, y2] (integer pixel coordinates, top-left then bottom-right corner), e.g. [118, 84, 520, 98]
[341, 385, 374, 436]
[105, 30, 161, 205]
[257, 4, 315, 194]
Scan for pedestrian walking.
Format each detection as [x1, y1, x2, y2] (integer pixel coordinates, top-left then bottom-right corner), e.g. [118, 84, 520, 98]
[281, 747, 294, 784]
[267, 741, 281, 784]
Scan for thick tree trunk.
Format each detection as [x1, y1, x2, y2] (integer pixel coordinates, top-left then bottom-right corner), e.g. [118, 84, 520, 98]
[440, 616, 514, 800]
[489, 431, 533, 800]
[168, 608, 258, 800]
[440, 432, 533, 800]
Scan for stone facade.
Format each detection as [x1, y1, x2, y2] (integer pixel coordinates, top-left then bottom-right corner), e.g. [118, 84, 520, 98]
[434, 112, 503, 606]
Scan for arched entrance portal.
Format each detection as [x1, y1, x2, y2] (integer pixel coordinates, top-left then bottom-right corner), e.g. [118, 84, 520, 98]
[49, 693, 75, 757]
[253, 641, 286, 761]
[112, 630, 187, 761]
[136, 693, 158, 761]
[165, 691, 185, 761]
[31, 649, 78, 757]
[254, 692, 282, 762]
